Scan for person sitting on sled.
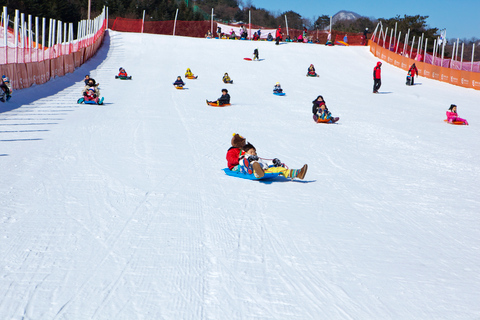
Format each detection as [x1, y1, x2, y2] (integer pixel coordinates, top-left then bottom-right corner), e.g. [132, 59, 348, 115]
[173, 76, 185, 88]
[239, 142, 308, 180]
[118, 67, 128, 77]
[312, 95, 339, 123]
[307, 64, 317, 76]
[273, 82, 283, 93]
[0, 75, 12, 102]
[226, 133, 247, 170]
[185, 68, 196, 78]
[82, 78, 101, 99]
[223, 73, 233, 84]
[446, 104, 468, 125]
[207, 88, 230, 106]
[253, 48, 259, 61]
[83, 87, 101, 103]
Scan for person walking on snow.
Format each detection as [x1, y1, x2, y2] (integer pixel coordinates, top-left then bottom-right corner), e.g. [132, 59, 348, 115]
[275, 26, 282, 45]
[373, 61, 382, 93]
[408, 63, 418, 85]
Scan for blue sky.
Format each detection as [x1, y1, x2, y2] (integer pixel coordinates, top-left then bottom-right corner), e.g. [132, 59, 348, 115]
[248, 0, 480, 40]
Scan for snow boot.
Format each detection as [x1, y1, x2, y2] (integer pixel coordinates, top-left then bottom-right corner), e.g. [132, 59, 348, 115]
[251, 162, 265, 179]
[296, 164, 308, 180]
[98, 97, 104, 105]
[77, 97, 84, 104]
[331, 117, 339, 123]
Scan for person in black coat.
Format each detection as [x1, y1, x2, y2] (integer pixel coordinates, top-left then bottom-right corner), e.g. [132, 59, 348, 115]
[207, 88, 230, 106]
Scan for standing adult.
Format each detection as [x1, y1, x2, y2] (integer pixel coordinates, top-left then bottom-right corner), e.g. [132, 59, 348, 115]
[363, 28, 370, 45]
[373, 61, 382, 93]
[275, 26, 282, 45]
[408, 63, 418, 85]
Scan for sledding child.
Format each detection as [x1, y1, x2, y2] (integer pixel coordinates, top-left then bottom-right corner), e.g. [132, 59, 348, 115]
[273, 82, 283, 93]
[239, 142, 308, 180]
[185, 68, 197, 79]
[79, 78, 102, 104]
[312, 95, 339, 123]
[253, 48, 259, 61]
[446, 104, 468, 125]
[173, 76, 185, 88]
[307, 64, 318, 76]
[0, 75, 12, 102]
[118, 67, 128, 77]
[207, 88, 230, 106]
[84, 87, 101, 103]
[226, 133, 247, 170]
[223, 73, 233, 84]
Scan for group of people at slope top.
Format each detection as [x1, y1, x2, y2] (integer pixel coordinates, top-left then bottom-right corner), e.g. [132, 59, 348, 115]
[226, 133, 308, 180]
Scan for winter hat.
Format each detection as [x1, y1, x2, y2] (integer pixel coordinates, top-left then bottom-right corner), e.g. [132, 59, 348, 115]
[222, 88, 228, 93]
[88, 88, 95, 91]
[243, 142, 255, 153]
[231, 133, 246, 148]
[377, 61, 382, 67]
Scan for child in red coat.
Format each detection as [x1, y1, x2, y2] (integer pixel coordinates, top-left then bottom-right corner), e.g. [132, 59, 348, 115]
[226, 133, 247, 170]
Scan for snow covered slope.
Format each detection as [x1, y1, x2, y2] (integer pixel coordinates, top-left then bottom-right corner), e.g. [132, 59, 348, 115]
[1, 30, 479, 319]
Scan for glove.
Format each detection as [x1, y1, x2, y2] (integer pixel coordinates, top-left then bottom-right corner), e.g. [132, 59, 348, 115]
[272, 158, 282, 167]
[247, 155, 259, 162]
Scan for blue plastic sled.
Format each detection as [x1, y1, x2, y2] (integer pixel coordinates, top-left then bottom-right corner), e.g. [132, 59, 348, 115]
[222, 168, 280, 180]
[273, 92, 285, 96]
[77, 97, 104, 105]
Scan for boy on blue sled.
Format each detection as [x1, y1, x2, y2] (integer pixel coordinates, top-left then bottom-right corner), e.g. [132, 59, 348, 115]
[226, 133, 307, 180]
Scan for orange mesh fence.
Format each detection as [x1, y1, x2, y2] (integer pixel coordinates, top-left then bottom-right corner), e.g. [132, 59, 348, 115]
[369, 40, 480, 90]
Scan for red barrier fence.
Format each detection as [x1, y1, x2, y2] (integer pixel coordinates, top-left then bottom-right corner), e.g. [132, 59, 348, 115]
[0, 25, 105, 90]
[1, 8, 106, 91]
[110, 18, 368, 45]
[370, 40, 480, 90]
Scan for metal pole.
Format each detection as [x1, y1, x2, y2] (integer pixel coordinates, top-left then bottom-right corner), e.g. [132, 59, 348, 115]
[173, 9, 179, 36]
[141, 10, 145, 33]
[14, 10, 18, 64]
[410, 36, 415, 58]
[285, 14, 289, 36]
[460, 42, 464, 70]
[3, 7, 7, 64]
[395, 31, 401, 54]
[388, 28, 393, 50]
[471, 44, 475, 72]
[88, 0, 91, 20]
[211, 8, 213, 37]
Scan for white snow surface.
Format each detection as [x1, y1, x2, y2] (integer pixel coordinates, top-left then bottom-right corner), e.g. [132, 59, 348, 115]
[1, 30, 480, 319]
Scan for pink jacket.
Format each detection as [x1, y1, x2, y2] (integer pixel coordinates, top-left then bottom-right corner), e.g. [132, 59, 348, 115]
[446, 111, 458, 121]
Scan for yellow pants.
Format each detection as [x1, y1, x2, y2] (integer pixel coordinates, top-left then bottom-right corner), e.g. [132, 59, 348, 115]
[265, 167, 292, 178]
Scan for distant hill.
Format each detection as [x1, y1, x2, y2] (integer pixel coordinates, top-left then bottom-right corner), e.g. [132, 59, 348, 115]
[332, 10, 362, 25]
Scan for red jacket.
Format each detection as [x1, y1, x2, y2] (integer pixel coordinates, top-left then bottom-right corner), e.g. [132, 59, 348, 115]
[276, 28, 281, 38]
[118, 71, 128, 77]
[409, 65, 418, 77]
[373, 62, 381, 79]
[226, 147, 242, 169]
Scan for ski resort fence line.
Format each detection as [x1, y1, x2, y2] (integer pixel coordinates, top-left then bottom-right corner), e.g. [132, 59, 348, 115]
[109, 17, 367, 45]
[369, 40, 480, 90]
[0, 7, 107, 90]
